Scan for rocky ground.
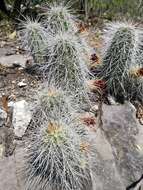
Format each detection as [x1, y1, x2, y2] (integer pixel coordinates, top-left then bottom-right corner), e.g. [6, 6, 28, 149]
[0, 26, 143, 190]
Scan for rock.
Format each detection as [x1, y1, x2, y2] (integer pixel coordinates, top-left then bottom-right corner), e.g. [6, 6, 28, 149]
[0, 155, 18, 190]
[107, 95, 117, 105]
[0, 141, 25, 190]
[0, 108, 7, 127]
[102, 102, 143, 187]
[0, 54, 30, 68]
[91, 129, 125, 190]
[18, 80, 27, 88]
[12, 100, 31, 138]
[0, 127, 15, 157]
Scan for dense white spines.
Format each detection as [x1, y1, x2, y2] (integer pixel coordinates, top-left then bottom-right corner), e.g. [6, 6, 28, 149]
[42, 2, 78, 34]
[96, 21, 143, 103]
[19, 17, 49, 64]
[24, 111, 93, 190]
[43, 32, 89, 93]
[20, 3, 95, 190]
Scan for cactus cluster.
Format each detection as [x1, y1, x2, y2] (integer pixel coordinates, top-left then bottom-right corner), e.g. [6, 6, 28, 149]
[19, 2, 91, 102]
[20, 3, 95, 190]
[96, 22, 143, 103]
[19, 2, 143, 190]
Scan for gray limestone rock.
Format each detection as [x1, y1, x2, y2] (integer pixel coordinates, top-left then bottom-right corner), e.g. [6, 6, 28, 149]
[12, 100, 31, 137]
[102, 102, 143, 188]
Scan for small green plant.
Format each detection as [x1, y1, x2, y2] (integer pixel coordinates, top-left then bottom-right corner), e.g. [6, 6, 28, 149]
[24, 111, 93, 190]
[96, 22, 143, 103]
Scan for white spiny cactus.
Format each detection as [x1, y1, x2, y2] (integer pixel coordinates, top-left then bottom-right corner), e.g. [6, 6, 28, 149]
[24, 109, 93, 190]
[96, 21, 143, 103]
[42, 2, 78, 34]
[44, 32, 90, 95]
[19, 17, 49, 64]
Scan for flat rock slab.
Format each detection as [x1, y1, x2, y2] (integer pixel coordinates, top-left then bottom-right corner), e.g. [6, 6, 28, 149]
[91, 129, 125, 190]
[12, 100, 32, 138]
[0, 141, 25, 190]
[0, 54, 29, 68]
[102, 103, 143, 187]
[0, 155, 18, 190]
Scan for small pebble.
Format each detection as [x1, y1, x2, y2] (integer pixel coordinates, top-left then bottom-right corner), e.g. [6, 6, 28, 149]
[18, 81, 27, 88]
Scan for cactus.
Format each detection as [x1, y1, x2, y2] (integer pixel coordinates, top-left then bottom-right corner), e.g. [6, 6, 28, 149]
[42, 2, 78, 34]
[40, 31, 91, 105]
[42, 2, 91, 57]
[36, 85, 77, 116]
[27, 85, 76, 133]
[96, 22, 143, 103]
[24, 110, 93, 190]
[19, 17, 48, 64]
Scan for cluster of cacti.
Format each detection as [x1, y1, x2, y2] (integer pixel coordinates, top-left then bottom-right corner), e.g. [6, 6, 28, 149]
[19, 2, 91, 101]
[20, 3, 95, 190]
[95, 22, 143, 103]
[18, 2, 143, 190]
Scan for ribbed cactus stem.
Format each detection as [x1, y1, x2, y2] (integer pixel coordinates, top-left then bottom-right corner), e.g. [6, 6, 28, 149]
[41, 32, 90, 105]
[24, 114, 92, 190]
[19, 18, 48, 64]
[43, 2, 78, 34]
[37, 86, 75, 114]
[96, 22, 142, 102]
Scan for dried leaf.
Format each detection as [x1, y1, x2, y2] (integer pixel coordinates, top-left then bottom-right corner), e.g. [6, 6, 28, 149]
[80, 142, 90, 152]
[8, 31, 16, 40]
[1, 95, 9, 113]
